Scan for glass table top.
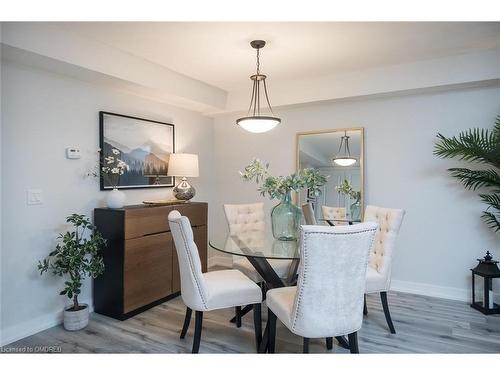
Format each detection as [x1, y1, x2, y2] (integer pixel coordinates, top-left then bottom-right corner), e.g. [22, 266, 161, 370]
[209, 228, 300, 260]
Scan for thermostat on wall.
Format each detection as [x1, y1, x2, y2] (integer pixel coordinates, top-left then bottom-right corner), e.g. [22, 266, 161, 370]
[66, 147, 81, 159]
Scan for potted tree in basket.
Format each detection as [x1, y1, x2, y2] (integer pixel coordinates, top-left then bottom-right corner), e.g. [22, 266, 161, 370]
[38, 214, 106, 331]
[434, 116, 500, 313]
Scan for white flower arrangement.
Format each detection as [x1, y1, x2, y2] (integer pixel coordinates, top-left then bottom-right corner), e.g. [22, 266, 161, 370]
[101, 156, 128, 176]
[87, 148, 129, 189]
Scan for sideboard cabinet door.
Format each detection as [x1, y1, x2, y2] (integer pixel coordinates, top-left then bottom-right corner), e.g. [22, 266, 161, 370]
[124, 232, 173, 313]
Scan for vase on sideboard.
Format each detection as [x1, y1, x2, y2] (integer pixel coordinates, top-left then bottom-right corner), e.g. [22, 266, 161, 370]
[107, 188, 126, 209]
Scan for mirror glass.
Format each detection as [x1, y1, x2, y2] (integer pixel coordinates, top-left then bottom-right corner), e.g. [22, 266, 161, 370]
[296, 128, 364, 223]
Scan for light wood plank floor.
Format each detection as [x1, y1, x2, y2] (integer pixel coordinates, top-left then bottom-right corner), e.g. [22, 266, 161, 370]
[4, 291, 500, 353]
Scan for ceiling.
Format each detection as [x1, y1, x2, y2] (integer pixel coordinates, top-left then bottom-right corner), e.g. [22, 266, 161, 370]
[59, 22, 500, 93]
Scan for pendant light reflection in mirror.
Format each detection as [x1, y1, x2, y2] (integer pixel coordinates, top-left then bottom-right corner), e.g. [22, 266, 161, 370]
[332, 131, 357, 166]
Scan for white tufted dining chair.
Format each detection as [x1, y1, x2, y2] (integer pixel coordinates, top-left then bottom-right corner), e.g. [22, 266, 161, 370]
[265, 223, 378, 353]
[223, 203, 293, 283]
[301, 203, 317, 225]
[223, 203, 293, 328]
[322, 205, 347, 225]
[168, 210, 263, 353]
[363, 205, 405, 334]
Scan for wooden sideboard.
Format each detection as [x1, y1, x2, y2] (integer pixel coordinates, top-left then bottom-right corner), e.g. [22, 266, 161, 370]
[93, 202, 208, 320]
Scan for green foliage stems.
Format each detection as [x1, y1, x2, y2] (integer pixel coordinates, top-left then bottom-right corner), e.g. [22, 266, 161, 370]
[240, 158, 328, 200]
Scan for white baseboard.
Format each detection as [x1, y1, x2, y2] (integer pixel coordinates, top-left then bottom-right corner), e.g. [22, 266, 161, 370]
[1, 305, 94, 347]
[390, 279, 469, 302]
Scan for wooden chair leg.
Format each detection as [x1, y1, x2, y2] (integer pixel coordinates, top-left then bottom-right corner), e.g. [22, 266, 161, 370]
[380, 291, 396, 334]
[253, 303, 262, 352]
[235, 306, 242, 327]
[348, 332, 359, 354]
[267, 308, 277, 354]
[303, 338, 310, 353]
[326, 337, 333, 350]
[180, 307, 192, 339]
[363, 294, 368, 315]
[192, 311, 203, 353]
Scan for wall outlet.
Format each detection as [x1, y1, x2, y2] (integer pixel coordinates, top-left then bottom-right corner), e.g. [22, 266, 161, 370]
[27, 189, 43, 205]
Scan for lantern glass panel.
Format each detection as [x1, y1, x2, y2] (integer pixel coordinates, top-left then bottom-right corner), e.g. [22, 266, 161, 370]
[474, 274, 497, 309]
[473, 273, 484, 306]
[494, 278, 500, 308]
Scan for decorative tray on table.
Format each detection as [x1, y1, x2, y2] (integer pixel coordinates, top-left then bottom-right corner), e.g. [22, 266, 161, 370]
[142, 199, 188, 206]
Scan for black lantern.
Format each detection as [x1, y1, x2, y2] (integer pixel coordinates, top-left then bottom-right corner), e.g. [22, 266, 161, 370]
[471, 251, 500, 315]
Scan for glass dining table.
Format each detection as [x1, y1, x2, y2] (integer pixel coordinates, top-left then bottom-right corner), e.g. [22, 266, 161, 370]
[209, 229, 300, 288]
[209, 226, 351, 353]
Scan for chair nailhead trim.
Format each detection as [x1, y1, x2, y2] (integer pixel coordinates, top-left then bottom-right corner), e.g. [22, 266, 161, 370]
[172, 220, 208, 310]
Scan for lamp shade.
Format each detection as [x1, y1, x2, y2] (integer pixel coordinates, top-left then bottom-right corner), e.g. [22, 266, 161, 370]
[167, 153, 199, 177]
[236, 116, 281, 133]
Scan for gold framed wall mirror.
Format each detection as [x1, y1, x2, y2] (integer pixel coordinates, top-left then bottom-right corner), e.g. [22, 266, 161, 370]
[296, 128, 364, 223]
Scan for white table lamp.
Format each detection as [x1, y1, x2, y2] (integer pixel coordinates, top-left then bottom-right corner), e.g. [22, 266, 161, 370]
[168, 153, 199, 201]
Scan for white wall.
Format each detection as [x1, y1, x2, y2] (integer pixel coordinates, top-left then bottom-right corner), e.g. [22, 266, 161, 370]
[0, 61, 214, 345]
[212, 85, 500, 300]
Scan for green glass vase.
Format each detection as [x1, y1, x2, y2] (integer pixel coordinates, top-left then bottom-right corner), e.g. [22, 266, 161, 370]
[350, 200, 361, 221]
[271, 192, 302, 241]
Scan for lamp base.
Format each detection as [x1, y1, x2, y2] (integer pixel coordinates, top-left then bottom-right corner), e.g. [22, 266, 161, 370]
[173, 177, 196, 201]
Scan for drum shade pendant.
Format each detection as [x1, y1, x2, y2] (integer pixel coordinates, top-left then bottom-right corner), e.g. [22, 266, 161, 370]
[332, 131, 357, 166]
[236, 40, 281, 133]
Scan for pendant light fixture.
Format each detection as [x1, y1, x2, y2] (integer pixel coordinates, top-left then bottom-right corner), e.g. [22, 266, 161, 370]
[236, 40, 281, 133]
[332, 131, 357, 166]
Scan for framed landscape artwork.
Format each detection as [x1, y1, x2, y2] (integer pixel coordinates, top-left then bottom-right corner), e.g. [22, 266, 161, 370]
[99, 111, 175, 190]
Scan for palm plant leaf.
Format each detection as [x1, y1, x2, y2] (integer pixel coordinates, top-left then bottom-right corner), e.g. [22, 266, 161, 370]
[494, 115, 500, 142]
[448, 168, 500, 190]
[482, 211, 500, 233]
[434, 128, 500, 168]
[434, 115, 500, 233]
[479, 193, 500, 211]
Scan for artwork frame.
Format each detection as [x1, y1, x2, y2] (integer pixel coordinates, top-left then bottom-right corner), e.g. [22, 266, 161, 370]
[99, 111, 175, 190]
